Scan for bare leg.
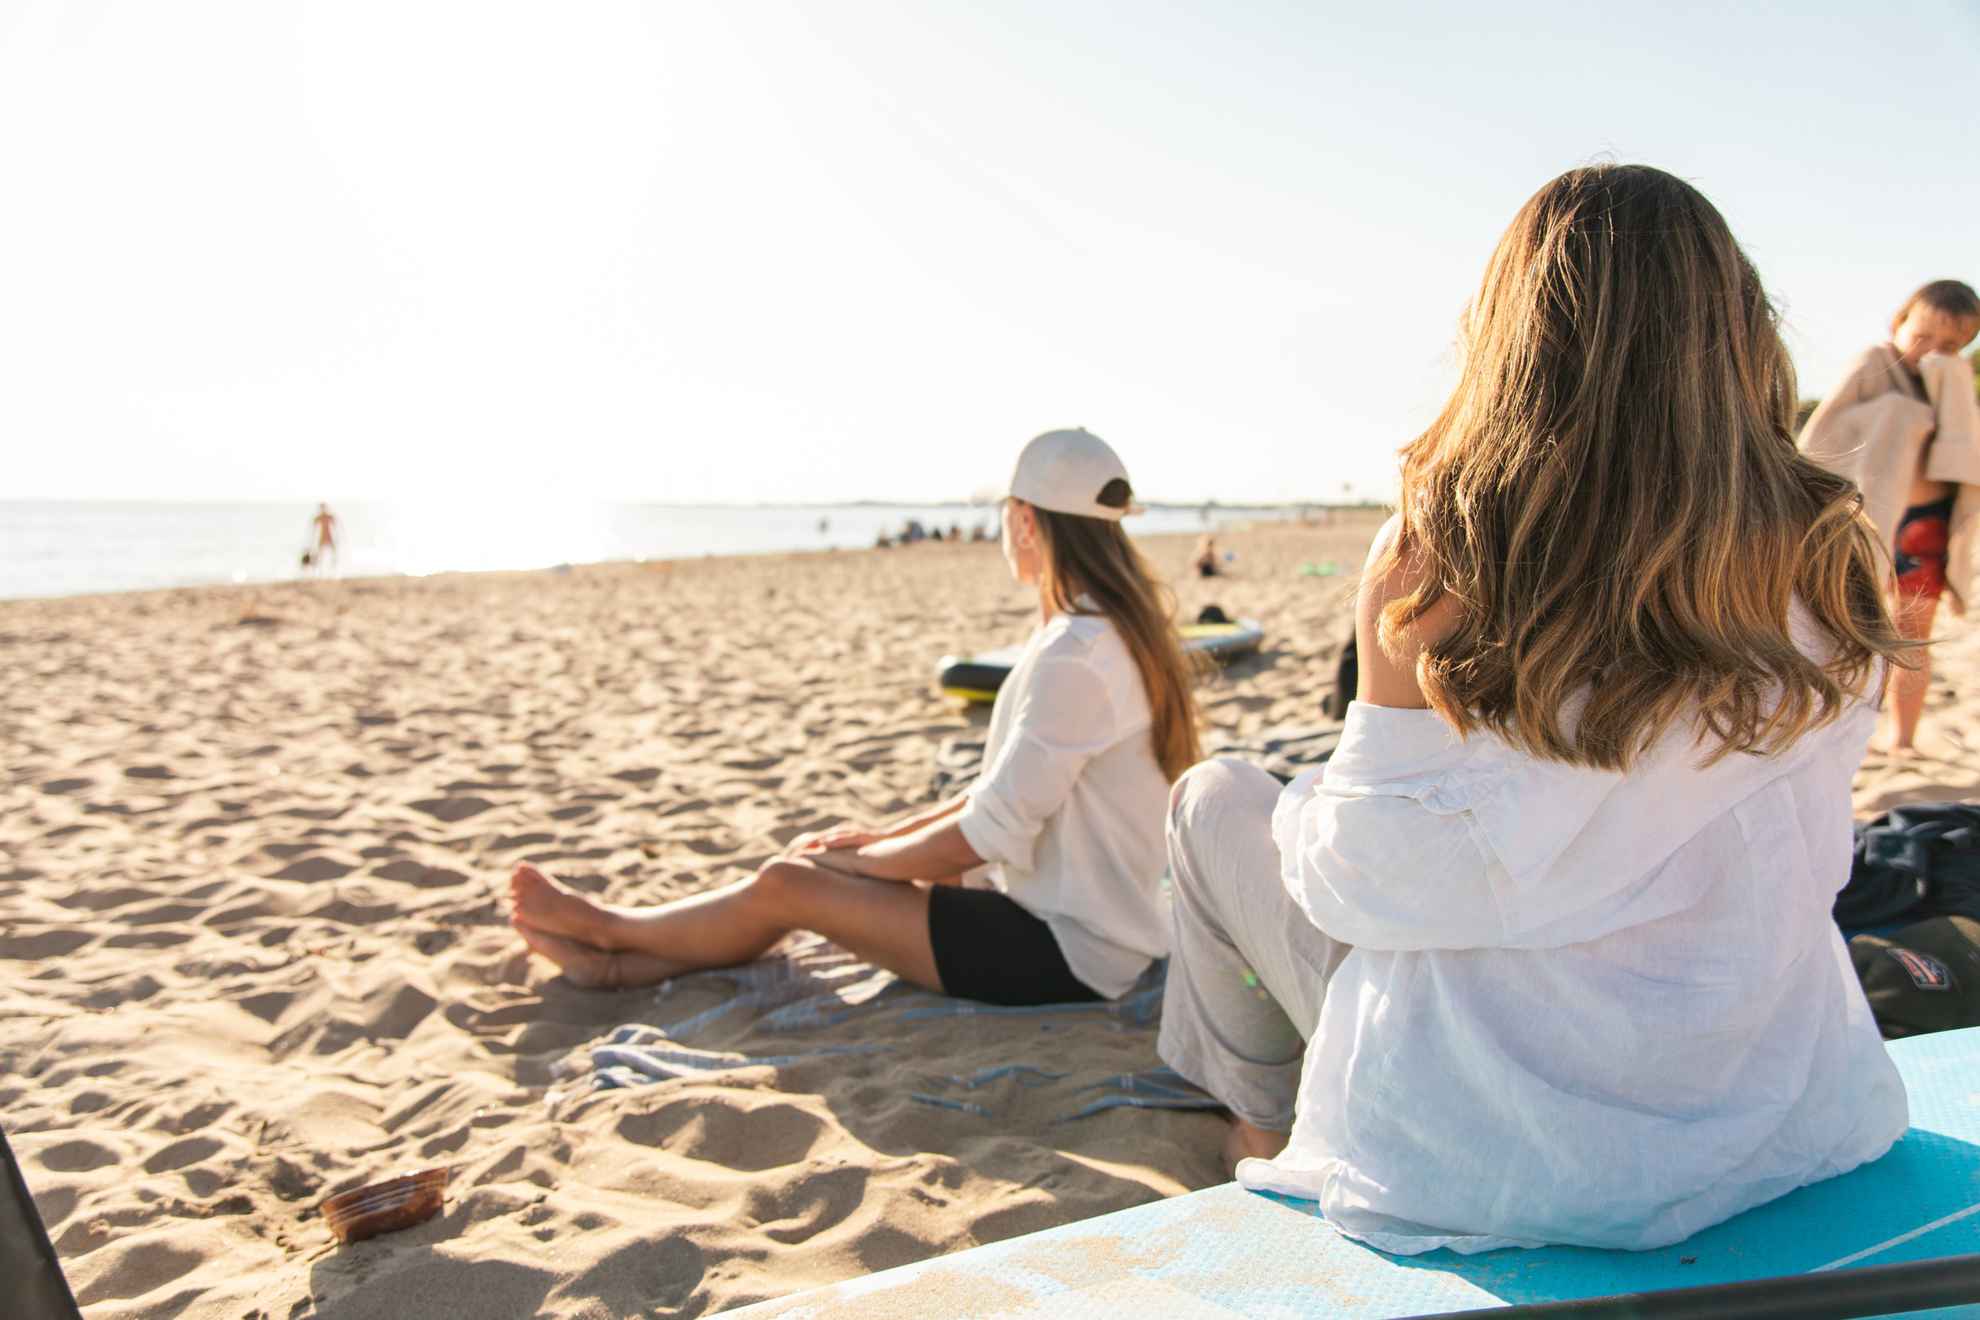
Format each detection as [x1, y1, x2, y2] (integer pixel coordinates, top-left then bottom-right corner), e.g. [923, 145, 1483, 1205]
[508, 861, 942, 992]
[1888, 592, 1940, 754]
[514, 924, 683, 989]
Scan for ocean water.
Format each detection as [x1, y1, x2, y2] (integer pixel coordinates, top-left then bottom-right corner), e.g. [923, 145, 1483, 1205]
[0, 500, 1285, 602]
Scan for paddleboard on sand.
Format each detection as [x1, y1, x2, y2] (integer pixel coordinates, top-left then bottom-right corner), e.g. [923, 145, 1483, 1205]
[937, 618, 1265, 705]
[728, 1026, 1980, 1319]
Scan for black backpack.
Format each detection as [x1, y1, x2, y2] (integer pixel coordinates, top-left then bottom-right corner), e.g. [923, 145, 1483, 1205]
[1834, 804, 1980, 931]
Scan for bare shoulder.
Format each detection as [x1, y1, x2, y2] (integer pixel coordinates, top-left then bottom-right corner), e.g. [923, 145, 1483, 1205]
[1356, 514, 1456, 643]
[1362, 512, 1404, 574]
[1352, 513, 1461, 710]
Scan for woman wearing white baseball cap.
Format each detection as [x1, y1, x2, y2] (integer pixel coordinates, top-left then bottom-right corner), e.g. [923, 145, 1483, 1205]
[506, 428, 1202, 1007]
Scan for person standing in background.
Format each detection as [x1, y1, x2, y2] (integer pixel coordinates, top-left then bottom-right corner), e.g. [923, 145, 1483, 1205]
[304, 503, 339, 575]
[1799, 280, 1980, 755]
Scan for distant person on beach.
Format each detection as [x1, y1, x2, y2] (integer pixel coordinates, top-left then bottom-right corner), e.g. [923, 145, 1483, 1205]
[1192, 534, 1220, 578]
[1158, 166, 1908, 1253]
[508, 429, 1201, 1008]
[302, 503, 338, 573]
[1799, 279, 1980, 756]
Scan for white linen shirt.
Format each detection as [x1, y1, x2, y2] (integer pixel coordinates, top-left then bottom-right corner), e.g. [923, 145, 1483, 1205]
[1243, 678, 1908, 1253]
[955, 610, 1171, 998]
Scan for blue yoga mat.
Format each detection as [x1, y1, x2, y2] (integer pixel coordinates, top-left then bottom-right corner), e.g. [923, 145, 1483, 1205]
[726, 1028, 1980, 1318]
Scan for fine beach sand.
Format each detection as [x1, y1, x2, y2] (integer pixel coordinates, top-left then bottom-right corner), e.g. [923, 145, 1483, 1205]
[7, 512, 1980, 1318]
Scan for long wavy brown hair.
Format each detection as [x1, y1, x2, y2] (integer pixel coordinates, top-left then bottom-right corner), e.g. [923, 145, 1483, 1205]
[1029, 491, 1203, 782]
[1380, 163, 1904, 770]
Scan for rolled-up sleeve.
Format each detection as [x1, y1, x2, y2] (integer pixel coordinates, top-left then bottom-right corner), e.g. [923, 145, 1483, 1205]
[957, 657, 1116, 873]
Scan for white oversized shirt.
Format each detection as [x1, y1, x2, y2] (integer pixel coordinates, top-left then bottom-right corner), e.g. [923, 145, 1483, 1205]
[1243, 672, 1908, 1253]
[955, 609, 1171, 998]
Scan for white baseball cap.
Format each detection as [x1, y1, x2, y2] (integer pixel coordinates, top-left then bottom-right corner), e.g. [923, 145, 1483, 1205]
[1007, 428, 1140, 521]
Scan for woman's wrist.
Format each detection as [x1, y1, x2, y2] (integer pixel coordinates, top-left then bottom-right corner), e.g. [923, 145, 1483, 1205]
[853, 838, 915, 880]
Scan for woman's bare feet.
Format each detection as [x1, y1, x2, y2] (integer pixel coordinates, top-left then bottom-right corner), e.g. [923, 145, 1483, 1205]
[1222, 1118, 1290, 1177]
[508, 864, 636, 946]
[513, 923, 684, 990]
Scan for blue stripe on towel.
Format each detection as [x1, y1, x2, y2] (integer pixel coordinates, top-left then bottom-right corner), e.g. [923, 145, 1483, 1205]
[908, 1093, 995, 1117]
[946, 1064, 1067, 1088]
[590, 1040, 890, 1088]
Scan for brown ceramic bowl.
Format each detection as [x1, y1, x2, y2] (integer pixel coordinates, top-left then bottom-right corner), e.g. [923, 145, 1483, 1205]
[320, 1166, 451, 1244]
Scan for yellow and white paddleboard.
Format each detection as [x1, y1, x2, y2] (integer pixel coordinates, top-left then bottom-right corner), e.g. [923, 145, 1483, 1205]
[936, 618, 1264, 705]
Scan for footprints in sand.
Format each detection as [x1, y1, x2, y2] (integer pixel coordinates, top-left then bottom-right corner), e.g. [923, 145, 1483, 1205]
[0, 927, 94, 958]
[142, 1135, 225, 1175]
[564, 1236, 708, 1314]
[70, 1238, 209, 1306]
[372, 858, 469, 888]
[2, 528, 1397, 1317]
[750, 1165, 870, 1245]
[38, 1137, 122, 1172]
[616, 1097, 832, 1172]
[270, 856, 357, 882]
[409, 795, 496, 823]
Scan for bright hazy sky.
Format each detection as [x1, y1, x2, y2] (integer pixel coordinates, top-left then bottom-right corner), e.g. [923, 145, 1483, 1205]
[3, 1, 1975, 506]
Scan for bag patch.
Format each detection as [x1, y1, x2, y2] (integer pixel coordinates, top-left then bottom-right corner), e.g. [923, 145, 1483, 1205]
[1889, 946, 1953, 991]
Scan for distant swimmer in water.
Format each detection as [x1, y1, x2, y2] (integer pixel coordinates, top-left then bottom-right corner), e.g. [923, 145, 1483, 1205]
[303, 503, 338, 574]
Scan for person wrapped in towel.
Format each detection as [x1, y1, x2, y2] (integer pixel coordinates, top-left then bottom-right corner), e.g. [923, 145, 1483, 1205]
[1799, 279, 1980, 754]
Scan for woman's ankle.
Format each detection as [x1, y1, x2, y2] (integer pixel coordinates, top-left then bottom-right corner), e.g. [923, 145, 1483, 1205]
[1223, 1118, 1290, 1176]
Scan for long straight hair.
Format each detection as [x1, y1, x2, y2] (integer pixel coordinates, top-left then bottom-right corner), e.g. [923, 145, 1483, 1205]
[1028, 500, 1203, 782]
[1381, 164, 1904, 770]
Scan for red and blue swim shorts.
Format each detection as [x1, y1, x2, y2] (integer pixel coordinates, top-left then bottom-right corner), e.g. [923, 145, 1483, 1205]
[1895, 496, 1955, 601]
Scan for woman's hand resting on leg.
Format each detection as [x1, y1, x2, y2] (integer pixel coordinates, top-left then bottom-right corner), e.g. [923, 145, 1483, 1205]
[784, 826, 881, 858]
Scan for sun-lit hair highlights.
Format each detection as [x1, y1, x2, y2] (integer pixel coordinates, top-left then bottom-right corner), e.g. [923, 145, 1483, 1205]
[1027, 498, 1204, 782]
[1381, 163, 1904, 770]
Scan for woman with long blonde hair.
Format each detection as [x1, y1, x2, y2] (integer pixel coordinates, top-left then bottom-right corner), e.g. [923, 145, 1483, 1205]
[1158, 164, 1909, 1252]
[508, 428, 1201, 1006]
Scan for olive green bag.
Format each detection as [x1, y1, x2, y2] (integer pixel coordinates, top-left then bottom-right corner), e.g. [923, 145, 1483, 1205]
[1851, 915, 1980, 1039]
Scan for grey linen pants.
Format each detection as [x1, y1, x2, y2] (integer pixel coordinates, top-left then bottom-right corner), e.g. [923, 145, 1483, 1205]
[1156, 757, 1351, 1131]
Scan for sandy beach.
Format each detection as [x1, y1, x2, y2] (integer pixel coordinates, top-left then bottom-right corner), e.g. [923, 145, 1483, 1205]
[7, 512, 1979, 1318]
